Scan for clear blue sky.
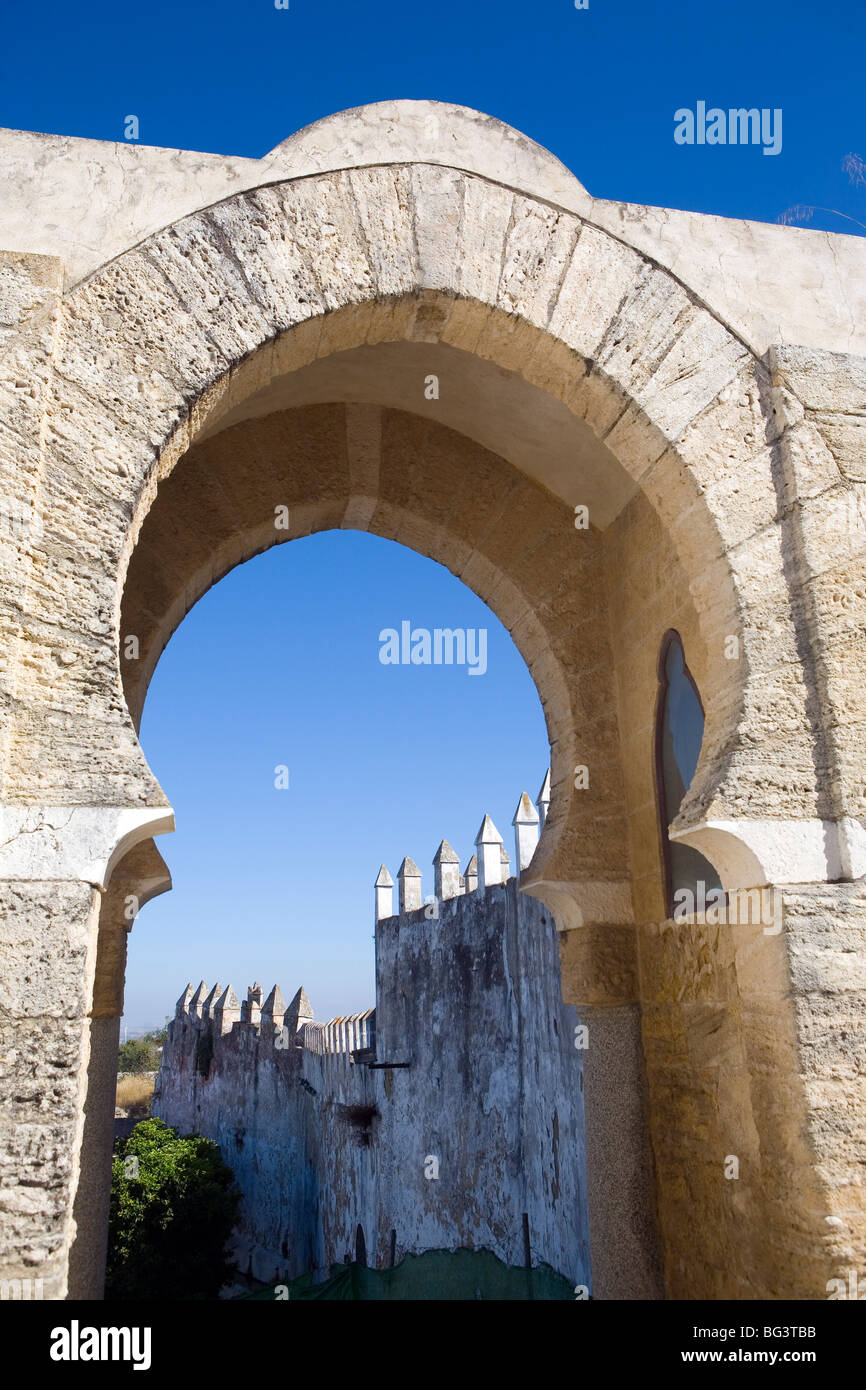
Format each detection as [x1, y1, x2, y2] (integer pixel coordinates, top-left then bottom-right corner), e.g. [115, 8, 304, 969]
[2, 1, 861, 1028]
[135, 535, 549, 1030]
[3, 0, 863, 232]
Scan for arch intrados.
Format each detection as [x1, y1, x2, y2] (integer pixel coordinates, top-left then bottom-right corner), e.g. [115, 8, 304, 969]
[120, 401, 584, 884]
[116, 292, 737, 610]
[122, 417, 579, 732]
[117, 293, 742, 734]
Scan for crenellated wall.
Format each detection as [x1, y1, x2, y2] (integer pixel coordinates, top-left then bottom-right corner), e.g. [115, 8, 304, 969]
[154, 866, 590, 1289]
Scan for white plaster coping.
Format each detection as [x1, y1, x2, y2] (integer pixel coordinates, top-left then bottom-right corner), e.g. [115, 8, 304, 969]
[374, 865, 394, 924]
[0, 805, 175, 889]
[513, 791, 540, 872]
[0, 101, 590, 291]
[262, 100, 592, 214]
[2, 100, 864, 355]
[669, 817, 866, 891]
[476, 814, 505, 890]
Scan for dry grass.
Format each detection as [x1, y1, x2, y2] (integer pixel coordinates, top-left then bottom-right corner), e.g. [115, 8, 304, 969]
[116, 1075, 154, 1118]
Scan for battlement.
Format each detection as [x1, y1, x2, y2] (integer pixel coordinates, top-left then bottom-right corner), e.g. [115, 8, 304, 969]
[375, 770, 550, 921]
[156, 875, 586, 1287]
[173, 979, 374, 1058]
[170, 768, 553, 1062]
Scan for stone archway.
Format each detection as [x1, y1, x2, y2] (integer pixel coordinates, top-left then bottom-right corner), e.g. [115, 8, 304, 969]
[2, 105, 864, 1302]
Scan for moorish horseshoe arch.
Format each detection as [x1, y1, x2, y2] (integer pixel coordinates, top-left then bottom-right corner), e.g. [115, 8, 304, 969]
[1, 101, 865, 1303]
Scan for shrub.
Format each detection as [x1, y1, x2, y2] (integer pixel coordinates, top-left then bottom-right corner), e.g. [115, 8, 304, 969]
[117, 1026, 167, 1075]
[117, 1038, 155, 1074]
[106, 1118, 240, 1300]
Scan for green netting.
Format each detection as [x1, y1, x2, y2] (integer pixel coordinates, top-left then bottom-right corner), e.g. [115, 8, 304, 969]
[237, 1248, 577, 1301]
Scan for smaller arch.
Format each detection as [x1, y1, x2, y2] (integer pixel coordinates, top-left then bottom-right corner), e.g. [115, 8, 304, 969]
[654, 630, 721, 917]
[67, 835, 172, 1299]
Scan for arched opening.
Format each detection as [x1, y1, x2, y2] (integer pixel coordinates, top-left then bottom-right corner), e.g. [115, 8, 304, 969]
[124, 526, 550, 1052]
[118, 392, 634, 902]
[84, 307, 743, 1300]
[108, 418, 599, 1294]
[38, 152, 806, 1301]
[70, 297, 752, 1300]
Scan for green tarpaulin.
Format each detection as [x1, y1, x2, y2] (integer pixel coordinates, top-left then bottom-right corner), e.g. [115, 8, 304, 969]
[237, 1248, 578, 1301]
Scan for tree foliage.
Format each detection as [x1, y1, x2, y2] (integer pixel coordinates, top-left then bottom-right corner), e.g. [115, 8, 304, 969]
[106, 1118, 240, 1300]
[117, 1026, 167, 1075]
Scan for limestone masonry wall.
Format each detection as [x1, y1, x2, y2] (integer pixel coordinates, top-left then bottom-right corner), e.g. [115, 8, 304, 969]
[3, 98, 866, 1300]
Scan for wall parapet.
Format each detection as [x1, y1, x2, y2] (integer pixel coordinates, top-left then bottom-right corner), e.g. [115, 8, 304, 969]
[174, 980, 374, 1057]
[154, 873, 589, 1289]
[375, 771, 549, 922]
[301, 1011, 375, 1057]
